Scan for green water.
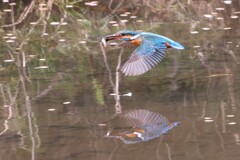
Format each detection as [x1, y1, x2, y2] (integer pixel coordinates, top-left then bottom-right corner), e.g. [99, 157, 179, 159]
[0, 1, 240, 160]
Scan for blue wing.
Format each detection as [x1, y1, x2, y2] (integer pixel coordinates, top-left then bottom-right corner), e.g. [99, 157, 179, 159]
[120, 35, 167, 76]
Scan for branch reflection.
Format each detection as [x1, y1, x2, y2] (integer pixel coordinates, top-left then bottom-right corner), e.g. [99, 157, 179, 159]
[100, 42, 124, 114]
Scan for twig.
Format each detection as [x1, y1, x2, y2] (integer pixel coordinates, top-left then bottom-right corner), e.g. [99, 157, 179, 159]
[2, 0, 36, 28]
[156, 136, 163, 159]
[100, 43, 115, 89]
[166, 143, 172, 160]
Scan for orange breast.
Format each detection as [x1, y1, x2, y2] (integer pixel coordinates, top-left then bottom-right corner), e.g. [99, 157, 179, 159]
[130, 38, 142, 47]
[124, 133, 137, 138]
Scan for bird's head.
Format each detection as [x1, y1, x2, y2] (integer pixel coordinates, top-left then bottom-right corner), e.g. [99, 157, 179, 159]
[102, 30, 141, 42]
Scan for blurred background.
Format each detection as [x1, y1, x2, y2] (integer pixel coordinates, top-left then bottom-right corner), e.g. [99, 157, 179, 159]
[0, 0, 240, 160]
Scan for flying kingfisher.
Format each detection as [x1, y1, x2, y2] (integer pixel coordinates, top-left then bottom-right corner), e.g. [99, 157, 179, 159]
[101, 30, 184, 76]
[105, 109, 180, 144]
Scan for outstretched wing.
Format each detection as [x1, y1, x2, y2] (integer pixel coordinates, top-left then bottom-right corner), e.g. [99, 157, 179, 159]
[120, 35, 167, 76]
[123, 109, 180, 139]
[123, 109, 169, 128]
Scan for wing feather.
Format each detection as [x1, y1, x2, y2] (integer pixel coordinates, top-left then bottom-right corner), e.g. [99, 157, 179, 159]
[120, 37, 167, 76]
[123, 109, 170, 128]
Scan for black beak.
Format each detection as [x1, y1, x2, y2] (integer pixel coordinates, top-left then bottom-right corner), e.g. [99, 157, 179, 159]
[105, 34, 120, 41]
[98, 34, 120, 47]
[98, 34, 119, 42]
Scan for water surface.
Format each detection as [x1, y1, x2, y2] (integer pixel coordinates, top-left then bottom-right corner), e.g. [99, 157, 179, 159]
[0, 1, 240, 160]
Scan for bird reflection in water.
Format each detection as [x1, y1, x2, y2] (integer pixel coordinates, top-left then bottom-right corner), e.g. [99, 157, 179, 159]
[106, 109, 180, 144]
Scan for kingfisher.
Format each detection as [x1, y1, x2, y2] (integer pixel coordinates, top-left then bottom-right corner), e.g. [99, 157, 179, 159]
[106, 109, 180, 144]
[101, 30, 184, 76]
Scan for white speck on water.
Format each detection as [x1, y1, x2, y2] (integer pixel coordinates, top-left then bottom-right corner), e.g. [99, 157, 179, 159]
[65, 5, 74, 8]
[63, 101, 71, 105]
[190, 31, 199, 34]
[136, 20, 144, 23]
[109, 42, 118, 46]
[193, 45, 201, 48]
[216, 8, 225, 11]
[120, 14, 128, 17]
[223, 0, 232, 4]
[58, 39, 66, 42]
[204, 14, 213, 18]
[4, 59, 14, 62]
[233, 11, 240, 14]
[61, 22, 68, 25]
[9, 3, 16, 5]
[109, 93, 118, 96]
[120, 19, 128, 23]
[108, 21, 117, 24]
[84, 1, 98, 6]
[6, 40, 15, 43]
[79, 41, 86, 44]
[50, 22, 60, 25]
[204, 119, 214, 122]
[112, 23, 119, 27]
[230, 15, 238, 19]
[130, 16, 137, 19]
[29, 55, 37, 58]
[217, 17, 224, 20]
[202, 27, 210, 30]
[228, 122, 236, 125]
[3, 9, 12, 12]
[204, 117, 212, 120]
[58, 30, 65, 34]
[7, 33, 13, 36]
[34, 66, 49, 69]
[30, 22, 38, 25]
[123, 92, 132, 97]
[223, 27, 231, 30]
